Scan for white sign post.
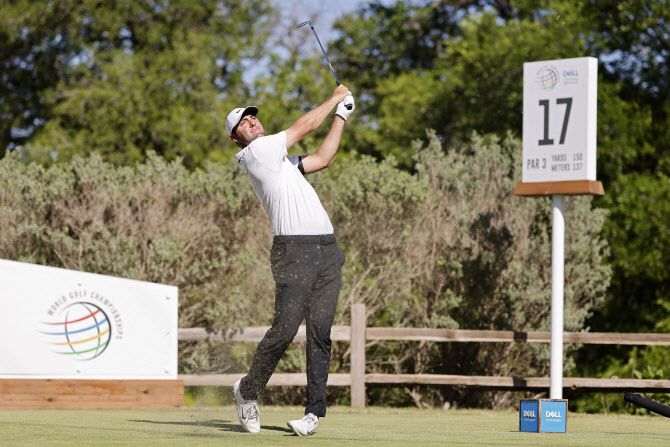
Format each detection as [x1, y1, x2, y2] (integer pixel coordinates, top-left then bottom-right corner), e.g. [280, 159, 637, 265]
[550, 194, 565, 399]
[515, 57, 603, 399]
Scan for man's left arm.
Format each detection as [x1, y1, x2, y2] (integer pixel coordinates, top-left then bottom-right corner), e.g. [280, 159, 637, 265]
[300, 96, 355, 174]
[285, 85, 350, 149]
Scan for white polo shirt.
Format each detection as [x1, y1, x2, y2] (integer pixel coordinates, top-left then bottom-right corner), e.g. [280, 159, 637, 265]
[235, 131, 334, 236]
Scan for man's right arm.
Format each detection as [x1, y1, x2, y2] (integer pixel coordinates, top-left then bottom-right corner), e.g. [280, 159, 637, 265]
[285, 85, 351, 149]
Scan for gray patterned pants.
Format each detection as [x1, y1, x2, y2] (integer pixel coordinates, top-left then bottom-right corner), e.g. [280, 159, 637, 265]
[240, 234, 345, 417]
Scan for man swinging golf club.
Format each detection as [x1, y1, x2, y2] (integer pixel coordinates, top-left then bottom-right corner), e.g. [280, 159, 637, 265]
[227, 84, 355, 436]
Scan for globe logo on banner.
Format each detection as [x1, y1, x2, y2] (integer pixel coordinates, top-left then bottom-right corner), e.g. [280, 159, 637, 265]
[40, 302, 112, 360]
[536, 66, 559, 90]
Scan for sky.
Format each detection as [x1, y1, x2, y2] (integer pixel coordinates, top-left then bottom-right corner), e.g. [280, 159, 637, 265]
[246, 0, 403, 83]
[242, 1, 380, 83]
[271, 0, 360, 37]
[270, 0, 398, 40]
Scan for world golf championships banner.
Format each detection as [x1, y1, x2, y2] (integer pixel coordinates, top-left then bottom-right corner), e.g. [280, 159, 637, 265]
[0, 260, 178, 380]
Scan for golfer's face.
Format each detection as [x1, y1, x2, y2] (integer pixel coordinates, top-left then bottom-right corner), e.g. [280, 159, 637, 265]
[235, 114, 265, 145]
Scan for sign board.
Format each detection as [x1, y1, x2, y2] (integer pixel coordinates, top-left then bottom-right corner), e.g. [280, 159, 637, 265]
[520, 399, 540, 432]
[0, 260, 178, 380]
[519, 399, 568, 433]
[522, 57, 597, 182]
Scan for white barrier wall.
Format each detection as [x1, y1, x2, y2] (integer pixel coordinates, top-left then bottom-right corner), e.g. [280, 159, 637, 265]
[0, 259, 178, 380]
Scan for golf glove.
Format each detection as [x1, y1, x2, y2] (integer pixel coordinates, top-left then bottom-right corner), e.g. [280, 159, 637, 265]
[336, 95, 355, 121]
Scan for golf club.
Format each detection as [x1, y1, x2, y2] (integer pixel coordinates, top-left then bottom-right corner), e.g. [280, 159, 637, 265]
[297, 20, 353, 110]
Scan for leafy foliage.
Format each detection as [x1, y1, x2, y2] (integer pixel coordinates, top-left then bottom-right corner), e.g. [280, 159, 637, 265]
[0, 133, 610, 408]
[326, 0, 670, 407]
[1, 0, 274, 166]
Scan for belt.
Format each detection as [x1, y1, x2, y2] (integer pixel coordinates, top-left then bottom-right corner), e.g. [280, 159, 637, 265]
[273, 234, 336, 245]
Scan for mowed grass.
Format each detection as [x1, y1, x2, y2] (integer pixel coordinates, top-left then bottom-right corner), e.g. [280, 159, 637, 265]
[1, 405, 669, 447]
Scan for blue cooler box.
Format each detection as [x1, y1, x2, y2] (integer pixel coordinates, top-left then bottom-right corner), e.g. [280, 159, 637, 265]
[519, 399, 568, 433]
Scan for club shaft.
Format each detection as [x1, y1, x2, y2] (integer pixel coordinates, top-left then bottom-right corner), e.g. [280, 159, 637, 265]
[309, 27, 339, 85]
[297, 21, 342, 86]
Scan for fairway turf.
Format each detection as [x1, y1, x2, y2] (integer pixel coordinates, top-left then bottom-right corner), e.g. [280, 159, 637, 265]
[1, 406, 669, 446]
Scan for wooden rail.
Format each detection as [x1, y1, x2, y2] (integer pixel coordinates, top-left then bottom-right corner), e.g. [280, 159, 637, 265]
[179, 304, 670, 406]
[178, 325, 351, 343]
[179, 326, 670, 345]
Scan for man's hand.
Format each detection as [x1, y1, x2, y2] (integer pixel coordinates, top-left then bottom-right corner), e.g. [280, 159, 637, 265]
[285, 84, 352, 149]
[331, 84, 351, 104]
[335, 95, 355, 121]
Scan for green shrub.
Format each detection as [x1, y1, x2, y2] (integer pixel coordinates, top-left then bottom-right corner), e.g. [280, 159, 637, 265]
[0, 132, 611, 408]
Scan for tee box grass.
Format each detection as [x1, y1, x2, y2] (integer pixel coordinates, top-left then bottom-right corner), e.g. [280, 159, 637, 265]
[1, 405, 669, 446]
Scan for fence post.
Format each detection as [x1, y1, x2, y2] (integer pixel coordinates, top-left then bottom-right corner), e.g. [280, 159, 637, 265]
[350, 303, 366, 407]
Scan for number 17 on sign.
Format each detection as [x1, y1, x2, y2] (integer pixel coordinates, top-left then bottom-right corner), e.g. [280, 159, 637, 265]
[522, 57, 597, 183]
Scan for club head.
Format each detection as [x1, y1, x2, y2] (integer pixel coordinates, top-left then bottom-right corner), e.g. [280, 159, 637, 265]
[296, 21, 312, 29]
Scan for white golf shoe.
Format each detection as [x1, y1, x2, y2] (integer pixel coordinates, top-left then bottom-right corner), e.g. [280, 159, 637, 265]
[233, 379, 260, 433]
[287, 413, 319, 436]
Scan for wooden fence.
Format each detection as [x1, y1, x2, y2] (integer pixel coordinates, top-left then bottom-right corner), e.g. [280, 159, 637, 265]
[178, 303, 670, 407]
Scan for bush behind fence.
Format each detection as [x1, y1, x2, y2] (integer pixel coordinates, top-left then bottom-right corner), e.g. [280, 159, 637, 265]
[0, 132, 611, 408]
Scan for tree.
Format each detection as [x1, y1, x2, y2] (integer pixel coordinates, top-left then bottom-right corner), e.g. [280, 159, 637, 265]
[326, 0, 670, 403]
[1, 0, 274, 166]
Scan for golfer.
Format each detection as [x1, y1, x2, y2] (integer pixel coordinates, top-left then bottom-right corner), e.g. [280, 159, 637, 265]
[227, 84, 355, 436]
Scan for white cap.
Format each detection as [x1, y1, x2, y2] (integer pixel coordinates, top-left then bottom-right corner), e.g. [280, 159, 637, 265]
[226, 106, 259, 135]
